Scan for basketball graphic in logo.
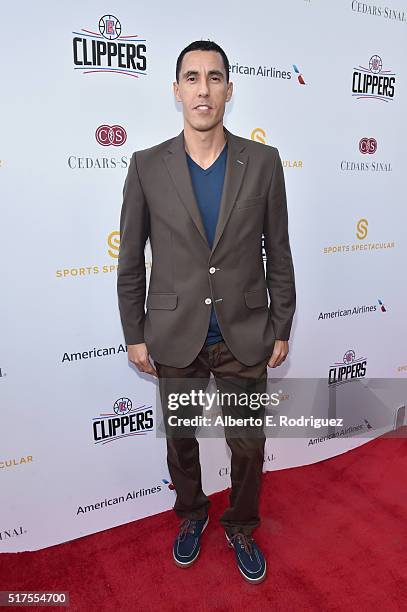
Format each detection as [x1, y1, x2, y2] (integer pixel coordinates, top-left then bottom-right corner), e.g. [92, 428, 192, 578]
[99, 15, 122, 40]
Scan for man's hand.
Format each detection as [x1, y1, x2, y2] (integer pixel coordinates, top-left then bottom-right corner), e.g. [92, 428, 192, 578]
[127, 343, 158, 377]
[267, 340, 289, 368]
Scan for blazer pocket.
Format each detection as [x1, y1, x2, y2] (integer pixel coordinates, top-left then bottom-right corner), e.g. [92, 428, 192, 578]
[244, 288, 268, 309]
[235, 195, 266, 210]
[147, 293, 178, 310]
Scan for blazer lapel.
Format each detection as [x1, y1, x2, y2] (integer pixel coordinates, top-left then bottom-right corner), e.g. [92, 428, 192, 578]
[163, 131, 210, 250]
[163, 127, 248, 255]
[211, 127, 248, 255]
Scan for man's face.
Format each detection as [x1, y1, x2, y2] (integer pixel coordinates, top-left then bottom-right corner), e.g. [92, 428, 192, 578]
[173, 50, 233, 132]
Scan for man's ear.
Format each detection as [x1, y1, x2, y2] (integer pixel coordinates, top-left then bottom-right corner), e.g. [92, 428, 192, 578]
[226, 81, 233, 102]
[173, 81, 181, 102]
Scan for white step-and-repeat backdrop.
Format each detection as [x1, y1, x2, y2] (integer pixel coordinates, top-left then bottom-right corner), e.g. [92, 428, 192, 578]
[1, 1, 406, 551]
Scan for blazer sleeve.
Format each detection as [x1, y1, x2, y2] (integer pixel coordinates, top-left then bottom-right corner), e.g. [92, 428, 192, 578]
[117, 152, 150, 345]
[263, 148, 296, 340]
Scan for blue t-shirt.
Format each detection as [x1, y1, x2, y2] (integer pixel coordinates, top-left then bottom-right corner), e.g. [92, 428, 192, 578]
[186, 143, 227, 345]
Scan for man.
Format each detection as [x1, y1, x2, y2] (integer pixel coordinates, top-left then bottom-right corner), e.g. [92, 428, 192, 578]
[117, 40, 296, 584]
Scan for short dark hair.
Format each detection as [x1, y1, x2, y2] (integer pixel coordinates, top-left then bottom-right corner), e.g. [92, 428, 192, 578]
[175, 40, 230, 83]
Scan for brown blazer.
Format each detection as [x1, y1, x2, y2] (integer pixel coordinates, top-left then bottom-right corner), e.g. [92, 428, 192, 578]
[117, 127, 296, 368]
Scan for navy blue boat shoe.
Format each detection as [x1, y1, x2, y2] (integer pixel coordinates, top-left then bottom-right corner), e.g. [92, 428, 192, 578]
[225, 530, 267, 584]
[173, 516, 209, 567]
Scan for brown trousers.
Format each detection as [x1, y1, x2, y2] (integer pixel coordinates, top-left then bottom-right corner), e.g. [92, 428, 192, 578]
[154, 340, 269, 536]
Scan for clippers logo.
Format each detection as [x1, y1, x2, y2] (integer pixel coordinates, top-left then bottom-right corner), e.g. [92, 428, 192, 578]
[359, 137, 377, 154]
[352, 55, 396, 101]
[328, 349, 367, 386]
[72, 15, 147, 78]
[95, 125, 127, 147]
[99, 15, 121, 39]
[293, 64, 306, 85]
[93, 398, 154, 444]
[114, 397, 132, 414]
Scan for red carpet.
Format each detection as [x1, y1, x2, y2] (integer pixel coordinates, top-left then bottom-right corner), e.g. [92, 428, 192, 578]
[1, 431, 406, 611]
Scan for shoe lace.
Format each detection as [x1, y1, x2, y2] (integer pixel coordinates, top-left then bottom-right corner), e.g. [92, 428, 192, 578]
[230, 532, 254, 555]
[178, 519, 197, 542]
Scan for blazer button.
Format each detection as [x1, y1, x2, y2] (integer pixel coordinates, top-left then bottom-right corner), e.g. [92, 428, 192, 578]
[209, 267, 216, 274]
[204, 298, 212, 304]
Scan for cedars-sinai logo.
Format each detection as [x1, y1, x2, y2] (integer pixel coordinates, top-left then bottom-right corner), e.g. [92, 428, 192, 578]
[359, 137, 377, 154]
[95, 125, 127, 147]
[72, 15, 147, 78]
[352, 55, 396, 102]
[92, 397, 154, 445]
